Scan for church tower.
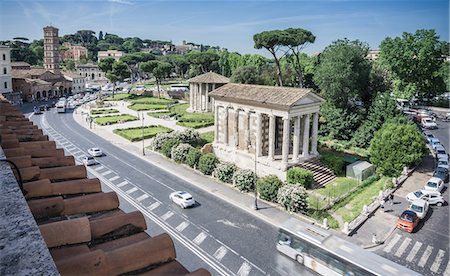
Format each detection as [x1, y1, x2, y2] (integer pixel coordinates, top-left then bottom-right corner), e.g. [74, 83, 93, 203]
[43, 26, 60, 75]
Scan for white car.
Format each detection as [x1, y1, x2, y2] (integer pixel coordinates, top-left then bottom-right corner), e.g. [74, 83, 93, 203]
[88, 147, 103, 157]
[435, 146, 448, 161]
[409, 199, 429, 219]
[406, 190, 445, 206]
[424, 132, 435, 144]
[430, 139, 442, 151]
[422, 118, 437, 129]
[82, 155, 97, 166]
[437, 159, 449, 170]
[169, 191, 195, 209]
[424, 177, 445, 193]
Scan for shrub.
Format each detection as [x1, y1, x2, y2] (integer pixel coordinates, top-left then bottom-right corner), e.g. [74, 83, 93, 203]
[277, 184, 308, 213]
[320, 154, 345, 176]
[287, 168, 314, 188]
[185, 148, 202, 168]
[198, 153, 218, 175]
[161, 139, 180, 158]
[233, 169, 256, 192]
[257, 175, 283, 202]
[151, 132, 175, 150]
[213, 163, 237, 184]
[174, 129, 200, 145]
[171, 143, 192, 163]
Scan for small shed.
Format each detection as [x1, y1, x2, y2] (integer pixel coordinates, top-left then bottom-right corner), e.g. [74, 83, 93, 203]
[346, 161, 375, 181]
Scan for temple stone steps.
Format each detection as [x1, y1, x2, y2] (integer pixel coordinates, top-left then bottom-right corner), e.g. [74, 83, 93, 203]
[297, 158, 336, 188]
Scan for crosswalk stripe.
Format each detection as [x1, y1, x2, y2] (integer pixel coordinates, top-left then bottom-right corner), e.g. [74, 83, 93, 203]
[406, 241, 422, 262]
[213, 246, 228, 261]
[147, 202, 160, 211]
[431, 249, 446, 273]
[109, 175, 120, 181]
[95, 165, 105, 171]
[443, 258, 450, 276]
[136, 194, 149, 202]
[175, 221, 189, 232]
[418, 245, 433, 267]
[383, 234, 401, 253]
[395, 238, 411, 257]
[126, 187, 138, 194]
[161, 211, 174, 220]
[117, 181, 128, 187]
[237, 262, 252, 276]
[193, 232, 207, 245]
[102, 170, 112, 176]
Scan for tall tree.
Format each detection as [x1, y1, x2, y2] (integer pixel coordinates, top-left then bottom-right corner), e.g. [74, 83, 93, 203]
[230, 65, 263, 84]
[98, 31, 103, 40]
[98, 57, 115, 74]
[164, 55, 188, 79]
[379, 29, 446, 100]
[106, 73, 119, 99]
[314, 39, 371, 109]
[186, 50, 219, 74]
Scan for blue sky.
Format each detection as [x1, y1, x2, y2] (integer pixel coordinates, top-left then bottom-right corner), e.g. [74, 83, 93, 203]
[0, 0, 448, 56]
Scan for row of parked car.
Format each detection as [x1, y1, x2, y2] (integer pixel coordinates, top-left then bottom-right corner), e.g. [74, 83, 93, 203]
[396, 130, 449, 233]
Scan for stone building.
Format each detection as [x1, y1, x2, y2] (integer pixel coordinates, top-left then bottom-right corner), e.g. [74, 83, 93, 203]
[76, 63, 106, 81]
[43, 26, 61, 75]
[188, 72, 229, 113]
[98, 50, 123, 61]
[11, 61, 31, 70]
[60, 42, 88, 62]
[0, 45, 13, 95]
[63, 71, 86, 94]
[210, 83, 324, 180]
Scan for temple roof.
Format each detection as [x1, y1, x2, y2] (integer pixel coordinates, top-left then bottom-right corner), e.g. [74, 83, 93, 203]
[188, 72, 229, 84]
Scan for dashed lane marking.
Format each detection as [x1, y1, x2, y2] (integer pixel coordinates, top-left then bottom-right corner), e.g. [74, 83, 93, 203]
[431, 249, 446, 273]
[193, 232, 207, 245]
[136, 194, 149, 202]
[161, 211, 174, 221]
[126, 187, 138, 194]
[117, 181, 128, 187]
[213, 246, 228, 261]
[147, 202, 160, 211]
[175, 221, 189, 232]
[95, 165, 105, 171]
[394, 237, 411, 257]
[109, 175, 120, 181]
[101, 170, 113, 176]
[383, 234, 401, 253]
[443, 258, 450, 276]
[237, 262, 252, 276]
[406, 241, 422, 262]
[418, 245, 433, 267]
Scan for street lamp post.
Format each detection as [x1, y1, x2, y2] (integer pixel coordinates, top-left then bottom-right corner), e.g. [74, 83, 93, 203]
[253, 145, 259, 210]
[142, 112, 145, 156]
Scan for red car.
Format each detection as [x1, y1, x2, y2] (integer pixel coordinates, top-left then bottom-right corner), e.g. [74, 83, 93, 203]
[396, 210, 419, 233]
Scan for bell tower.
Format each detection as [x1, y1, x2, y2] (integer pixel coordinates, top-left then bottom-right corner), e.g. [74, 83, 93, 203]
[43, 26, 60, 75]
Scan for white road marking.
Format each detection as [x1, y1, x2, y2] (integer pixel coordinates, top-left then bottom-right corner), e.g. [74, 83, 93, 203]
[237, 262, 251, 276]
[101, 170, 112, 176]
[175, 221, 189, 232]
[383, 234, 401, 253]
[95, 165, 105, 171]
[147, 202, 160, 211]
[443, 258, 450, 276]
[109, 175, 120, 181]
[117, 181, 128, 187]
[395, 237, 411, 257]
[136, 194, 149, 202]
[125, 187, 138, 194]
[431, 249, 446, 273]
[213, 246, 228, 261]
[418, 245, 433, 267]
[72, 150, 81, 154]
[406, 241, 422, 262]
[161, 211, 174, 221]
[193, 232, 207, 245]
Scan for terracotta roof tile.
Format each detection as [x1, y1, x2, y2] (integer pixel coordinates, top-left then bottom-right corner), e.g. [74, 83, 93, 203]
[188, 71, 230, 84]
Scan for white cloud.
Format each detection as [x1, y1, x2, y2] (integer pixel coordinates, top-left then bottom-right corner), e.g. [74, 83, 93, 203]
[108, 0, 133, 5]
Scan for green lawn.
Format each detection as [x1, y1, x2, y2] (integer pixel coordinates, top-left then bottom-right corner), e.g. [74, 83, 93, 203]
[147, 111, 176, 118]
[104, 93, 134, 101]
[91, 108, 119, 115]
[170, 104, 214, 129]
[113, 125, 173, 142]
[333, 176, 390, 222]
[200, 131, 214, 144]
[316, 177, 359, 198]
[94, 114, 138, 126]
[128, 103, 169, 111]
[127, 97, 175, 111]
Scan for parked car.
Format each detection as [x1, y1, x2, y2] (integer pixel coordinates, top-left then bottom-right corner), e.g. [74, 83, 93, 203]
[430, 139, 442, 151]
[396, 210, 420, 233]
[437, 159, 449, 171]
[421, 118, 438, 129]
[433, 167, 449, 183]
[88, 147, 103, 157]
[406, 190, 445, 206]
[424, 177, 445, 193]
[424, 132, 436, 144]
[33, 106, 42, 115]
[435, 146, 448, 161]
[409, 199, 429, 219]
[169, 191, 195, 209]
[82, 155, 97, 166]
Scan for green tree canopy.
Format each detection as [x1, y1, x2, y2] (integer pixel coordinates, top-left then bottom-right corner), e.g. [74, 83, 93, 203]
[98, 57, 115, 73]
[186, 50, 219, 74]
[230, 65, 263, 84]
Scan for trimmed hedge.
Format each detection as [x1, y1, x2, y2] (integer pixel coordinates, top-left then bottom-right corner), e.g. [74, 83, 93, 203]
[198, 153, 218, 175]
[185, 148, 202, 168]
[161, 139, 180, 158]
[91, 108, 119, 115]
[113, 125, 172, 142]
[213, 163, 237, 184]
[320, 154, 345, 176]
[257, 175, 283, 202]
[233, 169, 256, 192]
[171, 143, 192, 163]
[277, 184, 308, 213]
[287, 168, 314, 188]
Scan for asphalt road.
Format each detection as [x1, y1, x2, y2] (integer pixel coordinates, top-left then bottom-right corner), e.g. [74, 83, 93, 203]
[375, 118, 450, 275]
[25, 104, 315, 276]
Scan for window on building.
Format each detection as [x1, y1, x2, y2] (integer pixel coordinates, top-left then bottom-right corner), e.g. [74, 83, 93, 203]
[4, 82, 7, 89]
[3, 68, 6, 74]
[2, 54, 5, 60]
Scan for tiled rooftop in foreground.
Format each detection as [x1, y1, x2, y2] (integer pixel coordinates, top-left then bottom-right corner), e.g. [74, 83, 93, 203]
[0, 96, 210, 276]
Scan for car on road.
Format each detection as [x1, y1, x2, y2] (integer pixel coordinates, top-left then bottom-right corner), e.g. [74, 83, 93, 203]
[33, 106, 43, 115]
[396, 210, 420, 233]
[88, 147, 103, 157]
[409, 199, 429, 219]
[435, 146, 448, 161]
[434, 167, 449, 183]
[406, 190, 445, 206]
[169, 191, 195, 209]
[437, 159, 449, 171]
[424, 132, 436, 144]
[430, 139, 442, 151]
[424, 176, 444, 193]
[421, 118, 438, 129]
[82, 155, 97, 166]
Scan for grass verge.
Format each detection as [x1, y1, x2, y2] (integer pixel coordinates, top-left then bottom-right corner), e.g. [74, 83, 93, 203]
[94, 114, 138, 126]
[170, 104, 214, 129]
[113, 125, 173, 142]
[91, 108, 119, 115]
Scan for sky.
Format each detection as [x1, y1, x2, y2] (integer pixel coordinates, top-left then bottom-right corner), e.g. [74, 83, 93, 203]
[0, 0, 448, 56]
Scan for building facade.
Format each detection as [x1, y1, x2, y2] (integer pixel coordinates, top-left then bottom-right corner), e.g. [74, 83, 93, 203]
[188, 72, 229, 113]
[0, 45, 13, 95]
[43, 26, 61, 75]
[75, 63, 106, 81]
[61, 42, 88, 62]
[63, 72, 86, 94]
[210, 83, 324, 181]
[97, 50, 123, 61]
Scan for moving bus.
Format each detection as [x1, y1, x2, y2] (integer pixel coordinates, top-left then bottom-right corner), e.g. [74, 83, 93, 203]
[56, 101, 66, 113]
[277, 218, 420, 276]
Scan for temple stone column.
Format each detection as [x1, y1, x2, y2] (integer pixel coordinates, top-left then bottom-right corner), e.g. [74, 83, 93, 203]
[311, 112, 319, 155]
[302, 114, 310, 158]
[234, 108, 239, 148]
[196, 84, 201, 110]
[268, 115, 275, 160]
[292, 116, 301, 162]
[189, 84, 194, 110]
[282, 117, 290, 164]
[214, 105, 219, 142]
[244, 111, 250, 152]
[223, 107, 229, 145]
[255, 112, 262, 157]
